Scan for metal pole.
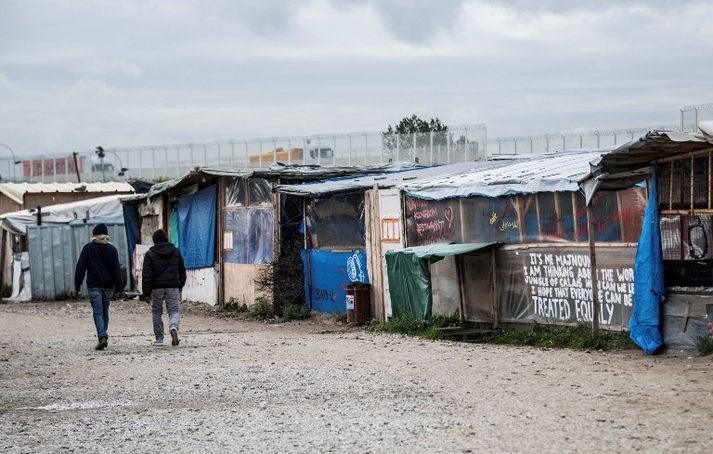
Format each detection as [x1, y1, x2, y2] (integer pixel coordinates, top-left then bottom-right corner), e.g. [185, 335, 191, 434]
[151, 147, 156, 180]
[164, 146, 169, 178]
[348, 135, 352, 166]
[429, 131, 433, 164]
[0, 143, 18, 181]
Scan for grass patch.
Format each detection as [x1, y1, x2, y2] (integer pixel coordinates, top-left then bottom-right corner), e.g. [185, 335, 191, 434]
[283, 303, 310, 321]
[696, 336, 713, 356]
[368, 312, 462, 340]
[481, 324, 632, 351]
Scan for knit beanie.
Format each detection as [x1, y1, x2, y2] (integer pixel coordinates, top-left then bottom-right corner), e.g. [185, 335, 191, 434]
[92, 223, 108, 236]
[152, 229, 169, 244]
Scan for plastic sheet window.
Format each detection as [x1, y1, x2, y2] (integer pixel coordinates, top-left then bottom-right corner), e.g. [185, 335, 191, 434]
[248, 178, 272, 206]
[225, 177, 247, 207]
[306, 193, 365, 249]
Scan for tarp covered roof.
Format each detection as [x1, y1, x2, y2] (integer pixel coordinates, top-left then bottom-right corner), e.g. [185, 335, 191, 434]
[124, 162, 422, 202]
[274, 160, 517, 198]
[403, 150, 605, 201]
[0, 194, 127, 235]
[582, 130, 713, 202]
[0, 182, 134, 205]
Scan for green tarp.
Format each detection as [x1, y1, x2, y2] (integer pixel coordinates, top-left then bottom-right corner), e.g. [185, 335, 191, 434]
[385, 242, 499, 321]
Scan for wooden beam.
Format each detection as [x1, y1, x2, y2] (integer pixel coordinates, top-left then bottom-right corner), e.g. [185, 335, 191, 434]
[456, 255, 466, 323]
[586, 204, 600, 335]
[515, 195, 524, 242]
[571, 192, 579, 242]
[708, 150, 712, 210]
[535, 195, 542, 239]
[690, 155, 695, 213]
[654, 147, 713, 164]
[491, 248, 499, 329]
[669, 161, 673, 211]
[217, 176, 225, 306]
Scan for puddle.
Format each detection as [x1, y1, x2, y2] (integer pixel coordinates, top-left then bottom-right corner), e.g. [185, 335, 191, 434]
[19, 399, 132, 412]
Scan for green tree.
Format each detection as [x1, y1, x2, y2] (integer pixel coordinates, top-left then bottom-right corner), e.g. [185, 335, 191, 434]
[383, 115, 449, 152]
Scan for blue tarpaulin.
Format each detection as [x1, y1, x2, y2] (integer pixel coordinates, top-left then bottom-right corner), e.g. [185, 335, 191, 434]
[177, 185, 217, 269]
[301, 249, 369, 313]
[629, 168, 665, 354]
[122, 204, 139, 260]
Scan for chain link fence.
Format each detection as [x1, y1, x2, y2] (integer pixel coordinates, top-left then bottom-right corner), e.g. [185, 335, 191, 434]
[681, 103, 713, 133]
[1, 101, 710, 183]
[0, 125, 487, 183]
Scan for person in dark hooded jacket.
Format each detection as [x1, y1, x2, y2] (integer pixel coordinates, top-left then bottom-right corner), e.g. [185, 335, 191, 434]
[142, 229, 186, 346]
[75, 223, 124, 350]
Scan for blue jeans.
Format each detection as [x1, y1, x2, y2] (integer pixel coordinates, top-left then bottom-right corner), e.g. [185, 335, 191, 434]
[88, 288, 114, 340]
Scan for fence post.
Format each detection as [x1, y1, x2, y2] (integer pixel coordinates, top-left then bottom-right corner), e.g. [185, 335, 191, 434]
[429, 131, 434, 164]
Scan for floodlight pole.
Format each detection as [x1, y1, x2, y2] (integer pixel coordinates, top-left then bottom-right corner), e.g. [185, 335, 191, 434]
[0, 143, 19, 182]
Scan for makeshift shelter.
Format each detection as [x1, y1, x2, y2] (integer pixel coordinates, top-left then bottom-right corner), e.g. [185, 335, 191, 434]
[386, 243, 500, 321]
[0, 182, 134, 287]
[276, 161, 516, 318]
[122, 163, 409, 306]
[0, 195, 132, 300]
[389, 149, 647, 330]
[585, 129, 713, 350]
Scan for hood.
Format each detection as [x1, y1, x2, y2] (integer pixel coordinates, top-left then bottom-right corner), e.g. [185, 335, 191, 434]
[150, 242, 177, 257]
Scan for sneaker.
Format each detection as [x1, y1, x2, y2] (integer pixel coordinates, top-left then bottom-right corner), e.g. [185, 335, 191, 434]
[170, 328, 179, 346]
[95, 337, 108, 351]
[152, 339, 165, 346]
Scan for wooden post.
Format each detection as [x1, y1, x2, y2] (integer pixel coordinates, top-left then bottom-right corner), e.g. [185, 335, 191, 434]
[491, 247, 499, 329]
[708, 150, 712, 210]
[690, 155, 695, 213]
[365, 185, 386, 321]
[586, 203, 600, 335]
[456, 255, 466, 323]
[515, 195, 524, 243]
[217, 176, 225, 306]
[571, 192, 579, 242]
[535, 195, 542, 238]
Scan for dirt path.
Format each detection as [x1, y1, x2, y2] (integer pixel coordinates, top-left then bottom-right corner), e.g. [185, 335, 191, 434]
[0, 300, 711, 453]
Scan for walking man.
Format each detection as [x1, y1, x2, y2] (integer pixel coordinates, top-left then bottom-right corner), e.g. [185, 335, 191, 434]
[75, 223, 124, 351]
[142, 229, 186, 346]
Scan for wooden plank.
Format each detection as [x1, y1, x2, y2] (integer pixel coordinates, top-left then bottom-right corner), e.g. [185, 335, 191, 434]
[669, 161, 673, 211]
[709, 150, 712, 210]
[217, 176, 225, 306]
[586, 204, 600, 335]
[515, 195, 524, 242]
[456, 255, 466, 323]
[690, 155, 695, 213]
[571, 192, 579, 242]
[655, 147, 713, 164]
[535, 195, 542, 239]
[491, 247, 499, 329]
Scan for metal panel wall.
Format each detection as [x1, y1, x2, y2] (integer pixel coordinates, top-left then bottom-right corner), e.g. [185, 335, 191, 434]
[27, 223, 129, 300]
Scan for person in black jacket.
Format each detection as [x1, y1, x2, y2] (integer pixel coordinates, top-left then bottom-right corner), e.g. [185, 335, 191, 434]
[142, 229, 186, 346]
[74, 223, 124, 351]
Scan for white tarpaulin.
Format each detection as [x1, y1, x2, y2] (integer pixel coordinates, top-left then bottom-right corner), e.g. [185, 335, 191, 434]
[0, 182, 133, 205]
[0, 195, 128, 235]
[402, 150, 606, 201]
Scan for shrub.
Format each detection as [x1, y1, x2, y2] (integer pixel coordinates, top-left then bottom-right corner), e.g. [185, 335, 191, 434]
[482, 324, 632, 351]
[223, 297, 248, 313]
[696, 335, 713, 356]
[283, 303, 310, 321]
[250, 297, 272, 319]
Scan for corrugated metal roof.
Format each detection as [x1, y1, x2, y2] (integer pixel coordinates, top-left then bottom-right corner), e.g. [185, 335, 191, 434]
[125, 162, 423, 202]
[274, 160, 517, 198]
[0, 182, 134, 205]
[403, 150, 606, 200]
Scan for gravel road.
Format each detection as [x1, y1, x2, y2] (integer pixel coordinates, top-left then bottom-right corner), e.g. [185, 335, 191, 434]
[1, 300, 711, 453]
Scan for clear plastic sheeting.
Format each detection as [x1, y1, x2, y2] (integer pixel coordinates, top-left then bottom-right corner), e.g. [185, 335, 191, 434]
[404, 187, 645, 247]
[431, 257, 460, 317]
[225, 177, 247, 207]
[248, 178, 272, 206]
[661, 292, 713, 351]
[225, 177, 272, 207]
[496, 246, 637, 329]
[306, 193, 365, 249]
[223, 208, 274, 264]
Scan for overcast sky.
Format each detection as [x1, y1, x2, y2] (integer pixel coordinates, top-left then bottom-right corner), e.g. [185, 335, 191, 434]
[1, 0, 712, 156]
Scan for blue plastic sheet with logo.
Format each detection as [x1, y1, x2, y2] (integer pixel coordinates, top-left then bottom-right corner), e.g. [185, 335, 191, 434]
[301, 249, 369, 313]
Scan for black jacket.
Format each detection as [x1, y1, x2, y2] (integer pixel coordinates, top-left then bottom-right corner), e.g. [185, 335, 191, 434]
[75, 241, 124, 292]
[142, 242, 187, 296]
